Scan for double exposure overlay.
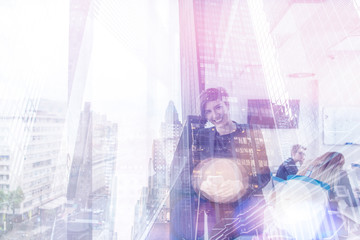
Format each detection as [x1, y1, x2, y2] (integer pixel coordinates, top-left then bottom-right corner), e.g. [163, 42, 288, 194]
[1, 0, 360, 239]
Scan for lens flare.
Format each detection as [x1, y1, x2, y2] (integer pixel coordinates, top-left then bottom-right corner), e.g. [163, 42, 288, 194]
[192, 158, 248, 203]
[268, 180, 328, 239]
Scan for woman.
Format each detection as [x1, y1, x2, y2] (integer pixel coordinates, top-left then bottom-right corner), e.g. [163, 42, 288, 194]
[265, 152, 356, 239]
[297, 152, 345, 187]
[191, 87, 271, 239]
[298, 151, 357, 213]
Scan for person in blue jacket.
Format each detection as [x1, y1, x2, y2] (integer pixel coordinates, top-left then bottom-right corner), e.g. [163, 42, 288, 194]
[276, 144, 306, 180]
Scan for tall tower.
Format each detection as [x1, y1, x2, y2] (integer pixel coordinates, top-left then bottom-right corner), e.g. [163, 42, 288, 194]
[178, 0, 268, 122]
[151, 101, 182, 222]
[161, 101, 182, 174]
[132, 102, 182, 240]
[67, 103, 118, 239]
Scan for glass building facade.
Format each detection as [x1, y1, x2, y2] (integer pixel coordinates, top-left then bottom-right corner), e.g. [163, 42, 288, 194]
[0, 0, 360, 239]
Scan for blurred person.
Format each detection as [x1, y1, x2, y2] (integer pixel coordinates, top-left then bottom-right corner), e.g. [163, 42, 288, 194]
[264, 152, 357, 240]
[297, 151, 358, 208]
[275, 144, 306, 180]
[297, 151, 345, 187]
[191, 87, 271, 239]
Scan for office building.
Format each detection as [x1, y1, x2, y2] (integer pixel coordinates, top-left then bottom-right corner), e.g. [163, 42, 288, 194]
[0, 99, 67, 225]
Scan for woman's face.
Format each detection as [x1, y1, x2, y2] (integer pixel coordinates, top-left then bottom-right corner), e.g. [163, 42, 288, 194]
[204, 99, 231, 128]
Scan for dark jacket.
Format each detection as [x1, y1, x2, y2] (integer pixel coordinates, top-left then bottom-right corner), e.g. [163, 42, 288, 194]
[193, 122, 271, 193]
[276, 157, 298, 180]
[191, 122, 271, 238]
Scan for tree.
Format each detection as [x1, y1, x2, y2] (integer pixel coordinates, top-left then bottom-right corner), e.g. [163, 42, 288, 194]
[7, 187, 25, 215]
[0, 191, 6, 209]
[0, 190, 6, 232]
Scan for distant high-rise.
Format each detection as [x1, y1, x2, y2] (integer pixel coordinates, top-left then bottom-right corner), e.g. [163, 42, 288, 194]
[132, 101, 182, 240]
[161, 101, 182, 172]
[179, 0, 268, 122]
[67, 102, 118, 239]
[154, 101, 182, 191]
[148, 101, 182, 238]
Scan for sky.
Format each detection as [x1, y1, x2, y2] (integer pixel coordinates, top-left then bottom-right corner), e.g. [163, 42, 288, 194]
[87, 1, 181, 239]
[0, 1, 68, 102]
[0, 0, 181, 239]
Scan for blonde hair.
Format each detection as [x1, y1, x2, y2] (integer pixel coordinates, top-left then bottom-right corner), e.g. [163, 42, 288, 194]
[297, 152, 345, 188]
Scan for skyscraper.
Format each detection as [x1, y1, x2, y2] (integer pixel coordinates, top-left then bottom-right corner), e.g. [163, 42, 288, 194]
[175, 1, 272, 239]
[179, 0, 268, 122]
[132, 102, 182, 240]
[67, 103, 118, 239]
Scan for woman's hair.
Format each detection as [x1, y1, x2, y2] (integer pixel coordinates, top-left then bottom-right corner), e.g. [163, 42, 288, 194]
[297, 152, 345, 187]
[199, 87, 229, 118]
